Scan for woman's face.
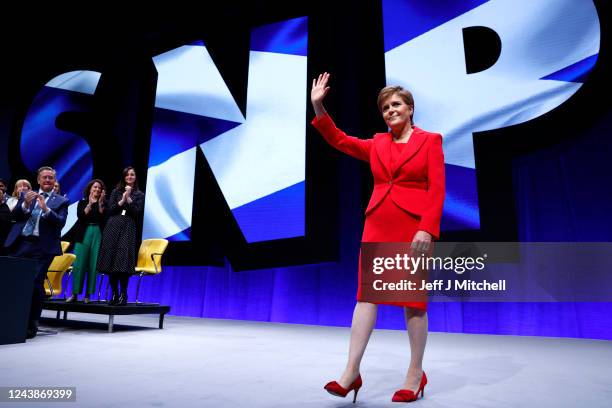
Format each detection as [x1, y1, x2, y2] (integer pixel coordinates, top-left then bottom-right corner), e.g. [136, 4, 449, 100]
[16, 182, 30, 195]
[90, 182, 102, 198]
[381, 94, 413, 129]
[53, 182, 60, 193]
[125, 169, 136, 186]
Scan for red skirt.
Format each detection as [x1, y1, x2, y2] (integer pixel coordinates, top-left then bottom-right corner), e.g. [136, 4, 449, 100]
[358, 195, 427, 310]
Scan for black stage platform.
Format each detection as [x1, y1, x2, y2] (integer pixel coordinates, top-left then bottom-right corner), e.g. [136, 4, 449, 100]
[42, 299, 171, 332]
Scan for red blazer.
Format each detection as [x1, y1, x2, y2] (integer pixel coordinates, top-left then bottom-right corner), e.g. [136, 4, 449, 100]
[312, 113, 445, 239]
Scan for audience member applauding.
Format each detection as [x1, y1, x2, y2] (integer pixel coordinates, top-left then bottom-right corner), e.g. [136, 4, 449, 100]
[4, 167, 68, 339]
[66, 179, 107, 304]
[97, 167, 144, 306]
[6, 179, 32, 211]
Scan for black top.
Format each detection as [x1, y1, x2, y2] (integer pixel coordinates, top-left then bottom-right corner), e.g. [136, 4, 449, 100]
[96, 188, 145, 274]
[72, 199, 107, 243]
[107, 188, 144, 220]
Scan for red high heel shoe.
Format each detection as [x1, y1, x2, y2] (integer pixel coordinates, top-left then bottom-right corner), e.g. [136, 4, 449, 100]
[324, 374, 363, 403]
[391, 372, 427, 403]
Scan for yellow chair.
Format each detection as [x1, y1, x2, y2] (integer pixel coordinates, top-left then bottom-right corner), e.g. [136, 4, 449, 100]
[45, 253, 77, 297]
[134, 238, 169, 303]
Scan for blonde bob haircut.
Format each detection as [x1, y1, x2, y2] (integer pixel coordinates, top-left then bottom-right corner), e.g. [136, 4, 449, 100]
[12, 179, 32, 197]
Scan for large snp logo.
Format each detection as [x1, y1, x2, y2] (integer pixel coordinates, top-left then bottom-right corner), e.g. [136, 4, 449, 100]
[383, 0, 600, 231]
[142, 16, 308, 243]
[17, 2, 599, 245]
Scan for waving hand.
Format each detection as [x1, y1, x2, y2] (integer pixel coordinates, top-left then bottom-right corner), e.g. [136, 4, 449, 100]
[311, 72, 331, 118]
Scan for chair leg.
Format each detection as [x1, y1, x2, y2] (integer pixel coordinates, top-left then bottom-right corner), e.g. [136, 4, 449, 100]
[65, 270, 73, 300]
[97, 274, 105, 302]
[135, 273, 143, 304]
[46, 277, 55, 298]
[62, 271, 71, 300]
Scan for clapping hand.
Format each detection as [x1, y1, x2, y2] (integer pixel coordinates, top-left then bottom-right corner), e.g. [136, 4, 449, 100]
[36, 194, 48, 213]
[24, 190, 38, 207]
[99, 190, 106, 211]
[122, 185, 133, 204]
[88, 191, 98, 205]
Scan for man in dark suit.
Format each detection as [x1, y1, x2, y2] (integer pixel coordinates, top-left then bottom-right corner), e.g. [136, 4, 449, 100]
[4, 167, 68, 339]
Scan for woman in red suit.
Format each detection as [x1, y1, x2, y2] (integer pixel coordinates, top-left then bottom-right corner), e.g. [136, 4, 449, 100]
[311, 72, 445, 403]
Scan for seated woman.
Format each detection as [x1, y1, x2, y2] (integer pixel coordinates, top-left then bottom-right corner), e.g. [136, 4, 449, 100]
[66, 179, 107, 303]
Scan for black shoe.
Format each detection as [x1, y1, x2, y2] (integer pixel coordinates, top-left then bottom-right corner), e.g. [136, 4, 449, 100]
[117, 293, 127, 306]
[108, 291, 119, 306]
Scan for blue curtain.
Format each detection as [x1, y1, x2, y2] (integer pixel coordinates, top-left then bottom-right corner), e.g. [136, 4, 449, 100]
[128, 265, 612, 339]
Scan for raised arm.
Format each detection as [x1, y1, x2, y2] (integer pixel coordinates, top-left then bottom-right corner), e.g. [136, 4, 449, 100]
[310, 72, 372, 162]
